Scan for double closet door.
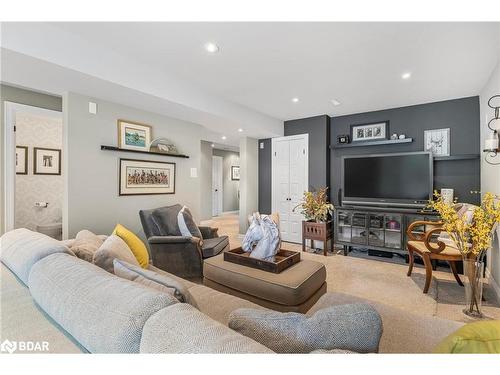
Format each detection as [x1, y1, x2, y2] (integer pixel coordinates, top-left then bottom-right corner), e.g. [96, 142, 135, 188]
[272, 134, 308, 243]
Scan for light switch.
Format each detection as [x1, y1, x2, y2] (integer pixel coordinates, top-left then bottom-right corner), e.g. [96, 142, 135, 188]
[88, 102, 97, 114]
[190, 168, 198, 178]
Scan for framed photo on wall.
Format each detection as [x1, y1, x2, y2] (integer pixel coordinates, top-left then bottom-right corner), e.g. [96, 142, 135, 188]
[117, 119, 152, 151]
[231, 166, 240, 181]
[33, 147, 61, 175]
[16, 146, 28, 175]
[424, 128, 450, 156]
[351, 121, 389, 142]
[119, 158, 176, 196]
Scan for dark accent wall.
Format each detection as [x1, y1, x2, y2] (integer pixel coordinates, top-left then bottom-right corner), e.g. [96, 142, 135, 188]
[258, 138, 272, 213]
[330, 96, 481, 206]
[285, 115, 331, 194]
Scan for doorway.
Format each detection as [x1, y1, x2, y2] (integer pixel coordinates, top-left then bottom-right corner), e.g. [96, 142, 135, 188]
[212, 155, 223, 216]
[271, 134, 309, 243]
[4, 102, 64, 238]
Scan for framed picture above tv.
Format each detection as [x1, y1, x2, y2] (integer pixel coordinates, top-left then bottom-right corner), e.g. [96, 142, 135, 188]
[119, 158, 176, 196]
[351, 121, 389, 142]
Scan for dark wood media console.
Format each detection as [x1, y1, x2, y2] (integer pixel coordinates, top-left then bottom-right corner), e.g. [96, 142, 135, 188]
[334, 205, 440, 257]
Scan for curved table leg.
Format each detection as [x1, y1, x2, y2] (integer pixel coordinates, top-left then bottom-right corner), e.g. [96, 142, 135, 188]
[449, 261, 464, 287]
[407, 248, 414, 277]
[422, 253, 433, 294]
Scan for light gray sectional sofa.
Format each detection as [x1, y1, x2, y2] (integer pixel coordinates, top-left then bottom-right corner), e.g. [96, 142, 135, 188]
[0, 229, 463, 354]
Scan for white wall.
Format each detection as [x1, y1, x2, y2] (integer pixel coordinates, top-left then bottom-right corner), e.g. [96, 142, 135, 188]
[480, 59, 500, 298]
[65, 92, 205, 239]
[199, 140, 213, 221]
[15, 112, 63, 230]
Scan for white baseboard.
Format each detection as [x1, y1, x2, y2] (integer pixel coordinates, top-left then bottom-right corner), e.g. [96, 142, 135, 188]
[486, 267, 500, 304]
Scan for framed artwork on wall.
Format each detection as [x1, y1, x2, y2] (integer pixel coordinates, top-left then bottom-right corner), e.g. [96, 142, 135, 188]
[16, 146, 28, 175]
[119, 158, 176, 196]
[33, 147, 61, 175]
[117, 119, 152, 151]
[424, 128, 450, 156]
[351, 121, 389, 142]
[231, 166, 240, 181]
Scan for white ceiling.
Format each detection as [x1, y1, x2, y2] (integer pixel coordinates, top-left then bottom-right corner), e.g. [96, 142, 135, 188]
[2, 22, 500, 143]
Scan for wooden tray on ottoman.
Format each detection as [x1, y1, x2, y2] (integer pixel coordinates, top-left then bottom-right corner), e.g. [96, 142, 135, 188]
[223, 247, 300, 273]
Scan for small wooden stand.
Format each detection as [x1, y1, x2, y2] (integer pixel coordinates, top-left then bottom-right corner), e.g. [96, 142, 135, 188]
[302, 221, 333, 256]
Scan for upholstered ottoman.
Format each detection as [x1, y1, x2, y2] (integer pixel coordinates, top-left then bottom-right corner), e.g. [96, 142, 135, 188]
[203, 254, 326, 313]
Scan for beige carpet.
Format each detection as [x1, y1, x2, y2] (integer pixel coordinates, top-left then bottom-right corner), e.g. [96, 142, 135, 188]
[202, 212, 500, 323]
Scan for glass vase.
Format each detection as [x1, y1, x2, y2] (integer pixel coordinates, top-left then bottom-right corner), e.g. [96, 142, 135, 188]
[462, 257, 484, 318]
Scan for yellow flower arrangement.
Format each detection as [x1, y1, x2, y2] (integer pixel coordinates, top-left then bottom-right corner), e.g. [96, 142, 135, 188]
[428, 191, 500, 258]
[293, 187, 334, 222]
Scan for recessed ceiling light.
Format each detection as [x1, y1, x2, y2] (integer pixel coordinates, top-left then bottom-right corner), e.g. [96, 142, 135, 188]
[401, 72, 412, 80]
[205, 42, 219, 53]
[331, 99, 341, 106]
[291, 97, 299, 103]
[221, 135, 227, 140]
[238, 128, 243, 132]
[211, 143, 215, 148]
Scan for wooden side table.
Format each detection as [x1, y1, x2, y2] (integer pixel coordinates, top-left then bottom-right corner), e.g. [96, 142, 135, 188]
[302, 221, 333, 256]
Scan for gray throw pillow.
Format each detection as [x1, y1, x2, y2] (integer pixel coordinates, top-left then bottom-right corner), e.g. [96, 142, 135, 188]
[93, 234, 140, 273]
[113, 259, 198, 308]
[151, 204, 183, 236]
[70, 230, 104, 263]
[228, 303, 382, 353]
[177, 206, 203, 239]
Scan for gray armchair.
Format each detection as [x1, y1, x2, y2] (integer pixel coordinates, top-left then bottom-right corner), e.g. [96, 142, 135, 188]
[139, 208, 229, 281]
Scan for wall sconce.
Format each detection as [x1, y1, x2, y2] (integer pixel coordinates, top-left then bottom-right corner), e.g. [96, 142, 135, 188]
[484, 95, 500, 165]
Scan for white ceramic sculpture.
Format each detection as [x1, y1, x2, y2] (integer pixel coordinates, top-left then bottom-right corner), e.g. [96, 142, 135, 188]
[242, 213, 281, 261]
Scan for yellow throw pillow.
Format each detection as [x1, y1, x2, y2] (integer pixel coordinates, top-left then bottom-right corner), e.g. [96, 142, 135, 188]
[112, 224, 149, 268]
[433, 320, 500, 353]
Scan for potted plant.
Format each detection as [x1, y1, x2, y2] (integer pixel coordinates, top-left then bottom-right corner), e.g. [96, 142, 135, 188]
[428, 191, 500, 317]
[293, 188, 335, 255]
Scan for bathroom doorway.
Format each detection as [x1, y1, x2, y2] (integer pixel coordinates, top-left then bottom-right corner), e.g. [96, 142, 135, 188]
[4, 102, 64, 239]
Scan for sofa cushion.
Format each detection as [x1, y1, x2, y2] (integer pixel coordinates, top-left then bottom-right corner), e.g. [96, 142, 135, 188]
[140, 303, 273, 353]
[112, 224, 149, 268]
[203, 255, 326, 306]
[93, 235, 140, 273]
[177, 205, 203, 239]
[28, 253, 178, 353]
[202, 236, 229, 258]
[433, 320, 500, 353]
[151, 204, 183, 236]
[113, 259, 197, 308]
[71, 230, 104, 263]
[228, 304, 382, 353]
[0, 228, 74, 285]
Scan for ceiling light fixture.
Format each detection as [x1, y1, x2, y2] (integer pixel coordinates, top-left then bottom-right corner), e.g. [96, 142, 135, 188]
[221, 135, 227, 140]
[211, 143, 215, 148]
[238, 128, 243, 132]
[204, 42, 219, 53]
[331, 99, 341, 106]
[401, 72, 412, 80]
[291, 97, 299, 103]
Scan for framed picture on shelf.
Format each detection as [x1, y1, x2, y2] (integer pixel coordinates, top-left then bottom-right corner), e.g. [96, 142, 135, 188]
[16, 146, 28, 175]
[424, 128, 450, 156]
[119, 158, 176, 196]
[33, 147, 61, 175]
[117, 119, 152, 151]
[231, 166, 240, 181]
[351, 121, 388, 142]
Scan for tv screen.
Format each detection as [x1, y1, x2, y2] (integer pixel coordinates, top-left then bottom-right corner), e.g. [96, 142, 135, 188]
[343, 152, 432, 206]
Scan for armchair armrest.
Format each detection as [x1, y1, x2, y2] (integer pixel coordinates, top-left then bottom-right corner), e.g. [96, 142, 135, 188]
[423, 228, 447, 254]
[198, 226, 219, 239]
[148, 235, 200, 245]
[406, 220, 443, 241]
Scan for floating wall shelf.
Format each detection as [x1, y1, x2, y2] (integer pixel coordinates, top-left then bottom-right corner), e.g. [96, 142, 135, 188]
[330, 138, 413, 149]
[100, 145, 190, 158]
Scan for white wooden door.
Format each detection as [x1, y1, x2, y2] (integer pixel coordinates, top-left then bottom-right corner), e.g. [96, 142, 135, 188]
[272, 134, 308, 243]
[212, 156, 223, 216]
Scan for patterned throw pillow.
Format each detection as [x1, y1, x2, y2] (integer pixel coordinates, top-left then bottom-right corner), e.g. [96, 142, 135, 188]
[228, 304, 382, 353]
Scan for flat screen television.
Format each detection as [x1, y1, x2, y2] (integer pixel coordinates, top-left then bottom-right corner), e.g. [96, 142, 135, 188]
[342, 152, 433, 208]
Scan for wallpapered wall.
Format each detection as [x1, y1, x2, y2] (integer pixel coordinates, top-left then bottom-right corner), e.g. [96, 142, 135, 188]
[15, 112, 63, 230]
